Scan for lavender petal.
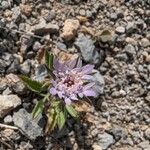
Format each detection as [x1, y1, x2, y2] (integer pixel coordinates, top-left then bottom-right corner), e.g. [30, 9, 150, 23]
[81, 65, 94, 74]
[49, 87, 57, 95]
[65, 98, 71, 105]
[83, 89, 97, 97]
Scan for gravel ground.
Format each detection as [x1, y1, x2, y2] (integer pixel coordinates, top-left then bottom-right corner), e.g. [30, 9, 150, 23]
[0, 0, 150, 150]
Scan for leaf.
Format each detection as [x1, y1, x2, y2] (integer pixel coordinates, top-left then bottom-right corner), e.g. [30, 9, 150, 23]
[57, 110, 66, 129]
[20, 75, 43, 93]
[100, 30, 112, 43]
[65, 105, 78, 118]
[32, 100, 44, 119]
[45, 109, 57, 133]
[45, 50, 53, 70]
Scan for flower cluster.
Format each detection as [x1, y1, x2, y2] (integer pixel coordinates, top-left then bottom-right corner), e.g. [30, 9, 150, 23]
[49, 58, 97, 105]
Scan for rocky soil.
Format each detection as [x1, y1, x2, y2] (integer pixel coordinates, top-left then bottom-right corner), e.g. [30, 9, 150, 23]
[0, 0, 150, 150]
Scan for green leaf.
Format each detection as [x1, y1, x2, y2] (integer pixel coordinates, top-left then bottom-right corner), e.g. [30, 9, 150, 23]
[65, 105, 78, 118]
[100, 30, 112, 43]
[45, 50, 53, 70]
[20, 75, 43, 93]
[32, 100, 44, 119]
[57, 110, 66, 129]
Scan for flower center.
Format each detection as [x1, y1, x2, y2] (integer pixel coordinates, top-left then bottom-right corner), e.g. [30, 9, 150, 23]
[63, 76, 75, 87]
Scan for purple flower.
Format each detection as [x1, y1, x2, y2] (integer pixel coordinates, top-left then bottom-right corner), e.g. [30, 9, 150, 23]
[49, 58, 97, 105]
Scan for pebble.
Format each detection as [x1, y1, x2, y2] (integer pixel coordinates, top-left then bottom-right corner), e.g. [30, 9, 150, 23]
[19, 60, 31, 75]
[1, 1, 10, 10]
[0, 95, 21, 118]
[97, 132, 115, 150]
[141, 38, 150, 48]
[115, 26, 125, 34]
[13, 109, 45, 140]
[75, 35, 101, 65]
[61, 19, 80, 41]
[110, 13, 117, 21]
[145, 128, 150, 140]
[4, 115, 13, 123]
[32, 19, 59, 35]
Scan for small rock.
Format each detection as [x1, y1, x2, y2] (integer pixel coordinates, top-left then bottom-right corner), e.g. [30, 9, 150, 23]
[1, 1, 10, 10]
[33, 41, 42, 52]
[19, 60, 31, 75]
[110, 13, 117, 21]
[92, 69, 104, 97]
[13, 109, 45, 140]
[20, 4, 32, 17]
[124, 44, 136, 60]
[138, 141, 150, 150]
[75, 35, 101, 65]
[4, 115, 13, 123]
[20, 35, 34, 54]
[145, 128, 150, 140]
[141, 38, 150, 48]
[92, 143, 102, 150]
[115, 26, 125, 34]
[56, 42, 67, 51]
[12, 6, 21, 23]
[61, 19, 80, 41]
[97, 132, 115, 150]
[32, 19, 59, 35]
[33, 65, 48, 82]
[2, 87, 12, 95]
[44, 10, 56, 22]
[0, 95, 21, 118]
[126, 22, 136, 34]
[79, 9, 86, 16]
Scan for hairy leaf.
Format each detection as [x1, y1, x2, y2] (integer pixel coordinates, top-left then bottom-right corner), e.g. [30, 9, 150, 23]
[45, 109, 57, 133]
[45, 50, 53, 70]
[65, 105, 78, 118]
[20, 75, 43, 93]
[57, 110, 66, 129]
[32, 100, 44, 119]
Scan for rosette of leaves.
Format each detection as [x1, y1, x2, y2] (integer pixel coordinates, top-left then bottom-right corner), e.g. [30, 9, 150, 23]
[20, 51, 97, 133]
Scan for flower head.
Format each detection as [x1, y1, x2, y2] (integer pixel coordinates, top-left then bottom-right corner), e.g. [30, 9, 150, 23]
[49, 58, 96, 105]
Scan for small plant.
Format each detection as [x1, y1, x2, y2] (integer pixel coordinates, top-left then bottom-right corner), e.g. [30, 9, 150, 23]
[20, 51, 97, 133]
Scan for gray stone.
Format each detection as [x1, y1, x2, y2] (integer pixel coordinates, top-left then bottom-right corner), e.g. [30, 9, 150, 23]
[97, 132, 115, 150]
[110, 126, 123, 140]
[110, 13, 117, 21]
[32, 19, 59, 35]
[0, 95, 21, 118]
[79, 9, 86, 16]
[0, 79, 7, 92]
[2, 87, 12, 95]
[115, 53, 128, 62]
[56, 42, 67, 51]
[124, 44, 136, 59]
[75, 35, 101, 65]
[33, 65, 48, 82]
[19, 60, 31, 75]
[20, 35, 34, 54]
[33, 41, 42, 52]
[1, 1, 10, 10]
[44, 10, 56, 22]
[92, 69, 104, 97]
[86, 10, 92, 18]
[12, 6, 21, 23]
[138, 141, 150, 150]
[13, 109, 45, 140]
[115, 26, 125, 34]
[141, 38, 150, 48]
[4, 115, 13, 123]
[126, 22, 136, 34]
[145, 128, 150, 140]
